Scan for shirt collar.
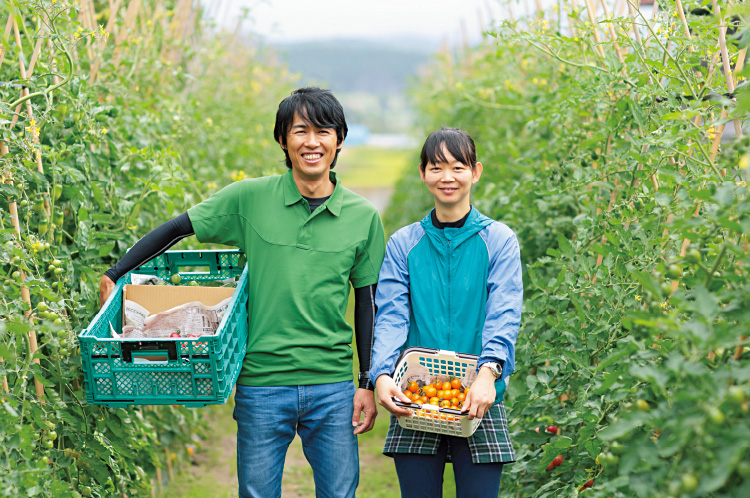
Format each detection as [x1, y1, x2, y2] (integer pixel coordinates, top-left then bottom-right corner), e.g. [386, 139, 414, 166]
[283, 170, 343, 217]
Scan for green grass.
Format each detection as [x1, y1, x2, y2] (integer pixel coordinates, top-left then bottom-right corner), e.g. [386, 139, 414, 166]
[335, 146, 414, 188]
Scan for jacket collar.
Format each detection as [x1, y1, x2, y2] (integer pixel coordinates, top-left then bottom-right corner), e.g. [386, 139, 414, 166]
[420, 206, 492, 245]
[283, 170, 343, 217]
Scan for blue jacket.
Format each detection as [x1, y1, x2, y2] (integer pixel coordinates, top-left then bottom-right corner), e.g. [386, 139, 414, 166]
[369, 207, 523, 399]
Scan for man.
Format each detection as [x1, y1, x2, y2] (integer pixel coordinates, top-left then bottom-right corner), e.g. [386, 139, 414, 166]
[100, 87, 385, 498]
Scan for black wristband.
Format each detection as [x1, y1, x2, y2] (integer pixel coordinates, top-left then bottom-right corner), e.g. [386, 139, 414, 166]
[358, 372, 374, 391]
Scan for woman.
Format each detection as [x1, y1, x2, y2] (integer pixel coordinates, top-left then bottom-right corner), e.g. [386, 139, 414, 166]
[369, 127, 522, 498]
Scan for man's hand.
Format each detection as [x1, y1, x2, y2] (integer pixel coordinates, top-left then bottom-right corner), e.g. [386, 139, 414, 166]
[461, 368, 496, 420]
[352, 388, 377, 435]
[100, 275, 115, 307]
[375, 375, 412, 418]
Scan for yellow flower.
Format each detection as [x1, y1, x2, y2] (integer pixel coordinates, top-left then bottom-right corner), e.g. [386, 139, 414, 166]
[532, 77, 539, 85]
[101, 128, 108, 134]
[635, 295, 641, 301]
[455, 82, 463, 90]
[539, 79, 547, 86]
[660, 302, 668, 308]
[736, 181, 747, 187]
[207, 181, 217, 190]
[231, 170, 247, 182]
[147, 20, 152, 26]
[739, 154, 749, 170]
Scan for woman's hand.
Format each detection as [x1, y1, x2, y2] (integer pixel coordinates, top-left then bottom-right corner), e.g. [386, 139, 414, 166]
[375, 375, 413, 418]
[461, 368, 496, 420]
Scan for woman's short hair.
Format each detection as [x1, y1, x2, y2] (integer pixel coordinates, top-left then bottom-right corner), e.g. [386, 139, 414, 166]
[419, 127, 477, 171]
[273, 87, 348, 169]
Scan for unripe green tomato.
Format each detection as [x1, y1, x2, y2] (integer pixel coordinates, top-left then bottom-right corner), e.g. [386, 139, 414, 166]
[53, 211, 64, 225]
[56, 330, 66, 338]
[707, 407, 724, 424]
[54, 267, 64, 275]
[79, 486, 92, 497]
[39, 222, 49, 235]
[610, 441, 624, 455]
[665, 264, 682, 279]
[44, 439, 54, 449]
[52, 185, 63, 200]
[53, 317, 63, 325]
[170, 274, 182, 285]
[57, 102, 69, 116]
[737, 461, 750, 478]
[46, 420, 55, 430]
[34, 199, 45, 213]
[48, 264, 57, 272]
[52, 259, 62, 266]
[37, 302, 49, 312]
[636, 399, 649, 412]
[727, 386, 745, 405]
[660, 282, 673, 296]
[685, 248, 701, 264]
[20, 199, 28, 207]
[681, 473, 699, 492]
[48, 430, 57, 440]
[43, 242, 50, 250]
[12, 271, 21, 279]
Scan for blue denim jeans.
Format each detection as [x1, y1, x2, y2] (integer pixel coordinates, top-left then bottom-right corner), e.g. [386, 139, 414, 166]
[233, 381, 359, 498]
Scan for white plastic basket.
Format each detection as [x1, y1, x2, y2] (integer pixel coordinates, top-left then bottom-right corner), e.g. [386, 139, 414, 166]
[391, 347, 482, 438]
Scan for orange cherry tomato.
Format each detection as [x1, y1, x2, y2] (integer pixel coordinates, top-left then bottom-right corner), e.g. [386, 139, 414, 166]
[440, 399, 451, 408]
[451, 389, 460, 398]
[451, 397, 460, 406]
[429, 397, 440, 405]
[437, 390, 444, 399]
[458, 392, 466, 402]
[442, 381, 452, 392]
[441, 390, 452, 400]
[451, 378, 462, 390]
[424, 386, 437, 398]
[419, 396, 429, 404]
[408, 382, 419, 393]
[403, 390, 413, 400]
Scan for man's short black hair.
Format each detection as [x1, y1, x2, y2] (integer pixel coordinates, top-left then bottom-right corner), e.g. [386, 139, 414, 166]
[419, 127, 477, 171]
[273, 87, 348, 169]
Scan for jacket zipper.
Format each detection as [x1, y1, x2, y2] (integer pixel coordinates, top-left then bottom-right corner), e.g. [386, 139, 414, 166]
[447, 239, 451, 347]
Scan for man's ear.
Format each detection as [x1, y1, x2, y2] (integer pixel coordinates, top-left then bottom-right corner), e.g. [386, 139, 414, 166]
[419, 164, 426, 183]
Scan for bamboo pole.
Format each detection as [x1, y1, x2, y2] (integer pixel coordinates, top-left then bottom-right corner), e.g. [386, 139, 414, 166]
[712, 0, 743, 142]
[165, 447, 174, 480]
[598, 0, 625, 63]
[0, 16, 12, 67]
[583, 0, 606, 58]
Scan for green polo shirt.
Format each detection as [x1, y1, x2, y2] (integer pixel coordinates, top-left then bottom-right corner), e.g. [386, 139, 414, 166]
[187, 170, 385, 386]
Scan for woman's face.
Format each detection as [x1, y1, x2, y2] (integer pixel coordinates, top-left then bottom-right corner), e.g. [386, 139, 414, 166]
[420, 144, 482, 211]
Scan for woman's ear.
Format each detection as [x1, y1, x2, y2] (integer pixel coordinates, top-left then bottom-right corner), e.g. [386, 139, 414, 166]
[472, 162, 483, 184]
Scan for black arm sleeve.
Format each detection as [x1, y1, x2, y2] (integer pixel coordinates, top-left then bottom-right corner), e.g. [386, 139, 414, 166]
[354, 284, 377, 390]
[104, 212, 194, 283]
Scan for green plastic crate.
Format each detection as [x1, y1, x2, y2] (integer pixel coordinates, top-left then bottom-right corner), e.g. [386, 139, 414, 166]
[78, 250, 248, 407]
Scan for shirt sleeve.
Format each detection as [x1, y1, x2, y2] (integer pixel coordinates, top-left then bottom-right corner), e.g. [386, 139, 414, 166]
[187, 180, 246, 248]
[354, 284, 376, 390]
[369, 232, 411, 384]
[478, 227, 523, 380]
[349, 210, 386, 288]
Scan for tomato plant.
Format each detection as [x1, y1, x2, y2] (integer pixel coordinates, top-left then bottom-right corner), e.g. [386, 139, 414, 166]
[393, 1, 750, 496]
[0, 1, 294, 496]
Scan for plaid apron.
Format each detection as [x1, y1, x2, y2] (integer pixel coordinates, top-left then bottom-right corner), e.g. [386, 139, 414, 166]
[383, 401, 516, 464]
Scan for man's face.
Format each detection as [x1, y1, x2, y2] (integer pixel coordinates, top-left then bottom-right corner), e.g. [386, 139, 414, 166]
[282, 111, 341, 182]
[419, 144, 482, 211]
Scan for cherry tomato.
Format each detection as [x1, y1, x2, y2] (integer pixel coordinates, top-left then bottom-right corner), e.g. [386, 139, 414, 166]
[424, 386, 437, 398]
[553, 455, 563, 467]
[458, 393, 466, 402]
[408, 382, 419, 393]
[441, 390, 452, 400]
[439, 399, 451, 408]
[442, 381, 452, 391]
[169, 332, 181, 338]
[451, 397, 459, 406]
[450, 389, 460, 398]
[545, 425, 559, 434]
[429, 397, 440, 405]
[451, 378, 462, 389]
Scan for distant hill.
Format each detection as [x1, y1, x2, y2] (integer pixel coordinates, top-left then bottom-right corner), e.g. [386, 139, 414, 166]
[271, 38, 433, 95]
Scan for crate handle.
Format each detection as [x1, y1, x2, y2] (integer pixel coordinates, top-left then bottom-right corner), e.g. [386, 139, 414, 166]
[121, 341, 178, 363]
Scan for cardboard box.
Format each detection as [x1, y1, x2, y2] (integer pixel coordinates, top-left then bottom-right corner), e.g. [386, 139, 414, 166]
[123, 284, 235, 316]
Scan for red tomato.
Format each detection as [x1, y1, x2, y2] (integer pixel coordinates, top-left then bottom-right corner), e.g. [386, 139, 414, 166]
[169, 332, 181, 337]
[546, 425, 559, 434]
[553, 455, 563, 467]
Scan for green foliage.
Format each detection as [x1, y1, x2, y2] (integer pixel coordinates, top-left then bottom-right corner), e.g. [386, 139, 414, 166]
[397, 1, 750, 496]
[0, 1, 294, 496]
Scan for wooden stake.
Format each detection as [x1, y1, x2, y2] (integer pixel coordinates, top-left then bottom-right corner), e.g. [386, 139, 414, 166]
[713, 0, 743, 140]
[584, 0, 606, 58]
[165, 446, 174, 480]
[598, 0, 624, 63]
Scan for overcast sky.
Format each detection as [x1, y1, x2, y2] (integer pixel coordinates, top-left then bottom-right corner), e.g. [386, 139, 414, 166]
[204, 0, 521, 46]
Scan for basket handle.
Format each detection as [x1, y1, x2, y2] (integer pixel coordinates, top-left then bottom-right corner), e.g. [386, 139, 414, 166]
[121, 341, 178, 363]
[392, 398, 469, 416]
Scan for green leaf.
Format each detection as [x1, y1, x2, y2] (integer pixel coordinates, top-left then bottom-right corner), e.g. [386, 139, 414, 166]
[598, 412, 648, 441]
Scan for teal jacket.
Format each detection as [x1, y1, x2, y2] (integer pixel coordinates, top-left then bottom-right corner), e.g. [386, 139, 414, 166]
[370, 207, 523, 400]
